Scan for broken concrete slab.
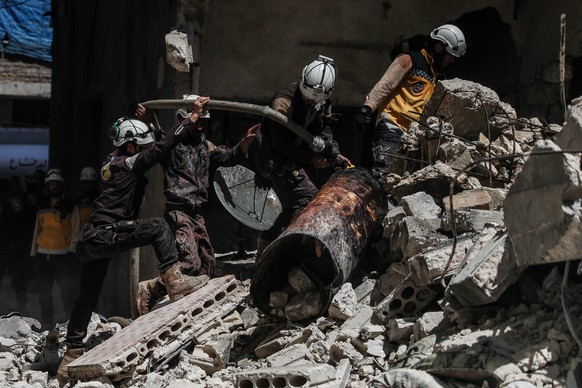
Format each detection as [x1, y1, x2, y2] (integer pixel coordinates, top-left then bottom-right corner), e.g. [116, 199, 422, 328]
[437, 138, 474, 172]
[554, 96, 582, 151]
[393, 161, 481, 203]
[67, 275, 245, 383]
[407, 236, 474, 286]
[373, 274, 439, 323]
[328, 283, 357, 321]
[233, 363, 340, 388]
[413, 311, 451, 341]
[423, 78, 517, 141]
[397, 216, 449, 259]
[504, 140, 582, 266]
[440, 208, 504, 234]
[165, 30, 193, 72]
[445, 228, 520, 308]
[400, 191, 442, 220]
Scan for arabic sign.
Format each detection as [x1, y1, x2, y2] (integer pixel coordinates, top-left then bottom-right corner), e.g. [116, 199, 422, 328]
[0, 144, 48, 178]
[0, 127, 49, 179]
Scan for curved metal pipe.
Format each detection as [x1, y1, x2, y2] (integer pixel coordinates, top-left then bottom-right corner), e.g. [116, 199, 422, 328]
[140, 99, 315, 145]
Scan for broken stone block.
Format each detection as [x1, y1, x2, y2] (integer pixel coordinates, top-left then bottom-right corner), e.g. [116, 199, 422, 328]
[373, 274, 439, 323]
[337, 305, 373, 337]
[400, 191, 442, 220]
[381, 206, 406, 238]
[265, 343, 314, 367]
[370, 368, 447, 388]
[328, 283, 357, 321]
[413, 311, 450, 340]
[397, 216, 449, 259]
[370, 261, 409, 305]
[364, 338, 389, 358]
[285, 291, 327, 321]
[353, 278, 376, 306]
[554, 96, 582, 151]
[446, 228, 521, 308]
[255, 324, 324, 359]
[393, 161, 481, 202]
[505, 140, 582, 266]
[330, 339, 365, 365]
[392, 334, 437, 368]
[440, 208, 504, 233]
[165, 30, 193, 72]
[359, 325, 385, 340]
[386, 318, 415, 343]
[407, 236, 473, 286]
[437, 138, 474, 172]
[288, 266, 316, 294]
[234, 364, 338, 388]
[190, 338, 233, 375]
[423, 78, 517, 141]
[442, 188, 494, 211]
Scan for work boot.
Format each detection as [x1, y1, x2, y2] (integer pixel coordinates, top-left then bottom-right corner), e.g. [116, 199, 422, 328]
[56, 347, 84, 387]
[136, 276, 168, 316]
[161, 264, 209, 302]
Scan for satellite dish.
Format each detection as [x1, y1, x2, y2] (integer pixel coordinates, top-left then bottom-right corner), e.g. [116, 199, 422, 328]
[213, 165, 282, 231]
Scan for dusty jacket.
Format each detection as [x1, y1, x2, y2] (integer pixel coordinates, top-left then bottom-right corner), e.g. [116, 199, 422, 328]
[30, 194, 79, 256]
[89, 120, 192, 226]
[260, 82, 339, 171]
[161, 128, 247, 210]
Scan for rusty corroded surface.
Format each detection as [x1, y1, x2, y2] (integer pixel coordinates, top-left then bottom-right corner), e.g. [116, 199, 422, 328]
[251, 168, 387, 320]
[67, 275, 245, 383]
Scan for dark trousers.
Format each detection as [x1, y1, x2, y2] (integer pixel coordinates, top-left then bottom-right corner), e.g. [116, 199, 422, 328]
[263, 164, 318, 241]
[34, 253, 80, 327]
[165, 209, 215, 277]
[65, 217, 178, 348]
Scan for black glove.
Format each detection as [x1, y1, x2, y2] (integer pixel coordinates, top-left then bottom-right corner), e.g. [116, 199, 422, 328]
[254, 173, 271, 191]
[354, 105, 373, 132]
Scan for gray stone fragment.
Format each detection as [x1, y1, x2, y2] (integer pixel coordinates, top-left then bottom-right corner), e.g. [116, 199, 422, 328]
[285, 291, 327, 322]
[165, 30, 193, 72]
[504, 140, 582, 266]
[328, 283, 357, 321]
[400, 191, 442, 220]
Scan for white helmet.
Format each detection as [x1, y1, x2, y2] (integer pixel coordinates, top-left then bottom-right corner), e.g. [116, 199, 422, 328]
[109, 117, 154, 147]
[45, 168, 64, 183]
[177, 94, 211, 120]
[430, 24, 467, 57]
[79, 166, 98, 181]
[299, 55, 336, 103]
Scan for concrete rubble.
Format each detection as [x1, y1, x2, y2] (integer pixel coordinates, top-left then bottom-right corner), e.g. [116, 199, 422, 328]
[3, 82, 582, 388]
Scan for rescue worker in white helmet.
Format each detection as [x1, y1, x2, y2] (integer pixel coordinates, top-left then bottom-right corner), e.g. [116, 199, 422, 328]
[30, 168, 80, 330]
[57, 101, 214, 385]
[251, 55, 351, 259]
[133, 95, 258, 315]
[354, 24, 466, 184]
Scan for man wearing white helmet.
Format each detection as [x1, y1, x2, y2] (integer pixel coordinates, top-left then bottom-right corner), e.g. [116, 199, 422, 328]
[30, 168, 80, 330]
[134, 95, 258, 315]
[354, 24, 467, 182]
[57, 99, 213, 385]
[252, 55, 351, 257]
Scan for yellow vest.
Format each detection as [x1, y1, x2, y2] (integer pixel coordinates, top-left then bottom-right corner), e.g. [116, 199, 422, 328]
[36, 208, 72, 253]
[383, 49, 437, 131]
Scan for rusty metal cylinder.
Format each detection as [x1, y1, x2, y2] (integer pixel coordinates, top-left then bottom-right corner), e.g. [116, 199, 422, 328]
[250, 168, 387, 320]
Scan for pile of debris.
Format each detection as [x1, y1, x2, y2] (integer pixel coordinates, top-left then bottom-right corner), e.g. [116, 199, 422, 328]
[2, 80, 582, 388]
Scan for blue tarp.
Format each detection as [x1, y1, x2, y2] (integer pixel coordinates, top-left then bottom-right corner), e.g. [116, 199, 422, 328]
[0, 0, 52, 62]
